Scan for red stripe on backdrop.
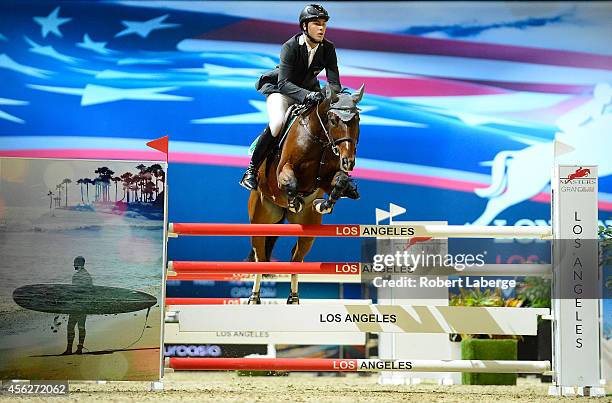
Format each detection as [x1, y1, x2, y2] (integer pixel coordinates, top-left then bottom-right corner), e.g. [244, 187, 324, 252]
[198, 19, 612, 70]
[3, 149, 611, 211]
[0, 148, 165, 161]
[339, 76, 508, 97]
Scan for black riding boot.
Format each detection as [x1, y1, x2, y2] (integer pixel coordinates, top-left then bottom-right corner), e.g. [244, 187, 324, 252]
[239, 126, 276, 190]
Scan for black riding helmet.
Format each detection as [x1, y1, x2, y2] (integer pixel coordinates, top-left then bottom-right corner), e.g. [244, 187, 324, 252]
[299, 4, 330, 28]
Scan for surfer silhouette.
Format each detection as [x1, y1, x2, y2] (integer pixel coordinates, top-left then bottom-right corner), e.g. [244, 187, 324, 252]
[62, 256, 93, 355]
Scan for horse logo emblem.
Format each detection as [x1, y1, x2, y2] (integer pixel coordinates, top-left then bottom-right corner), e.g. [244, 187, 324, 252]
[472, 83, 611, 225]
[566, 167, 591, 182]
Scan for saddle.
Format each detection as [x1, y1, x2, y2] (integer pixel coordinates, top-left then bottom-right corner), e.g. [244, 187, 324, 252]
[274, 103, 312, 153]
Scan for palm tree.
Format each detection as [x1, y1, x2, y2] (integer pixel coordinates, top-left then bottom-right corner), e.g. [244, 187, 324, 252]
[76, 179, 85, 204]
[100, 177, 110, 202]
[120, 172, 133, 203]
[149, 164, 164, 200]
[93, 178, 100, 202]
[142, 172, 153, 202]
[143, 181, 157, 203]
[111, 177, 121, 202]
[55, 184, 62, 207]
[47, 191, 53, 210]
[62, 178, 72, 206]
[84, 178, 93, 204]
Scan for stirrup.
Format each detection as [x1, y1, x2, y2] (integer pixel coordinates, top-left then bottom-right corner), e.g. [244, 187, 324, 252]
[286, 292, 300, 305]
[248, 292, 261, 304]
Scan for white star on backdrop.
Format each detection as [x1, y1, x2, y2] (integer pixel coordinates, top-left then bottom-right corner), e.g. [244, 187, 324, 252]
[33, 7, 71, 38]
[77, 34, 113, 55]
[115, 14, 179, 38]
[27, 83, 192, 106]
[0, 97, 28, 124]
[72, 67, 164, 80]
[25, 36, 79, 64]
[0, 54, 51, 78]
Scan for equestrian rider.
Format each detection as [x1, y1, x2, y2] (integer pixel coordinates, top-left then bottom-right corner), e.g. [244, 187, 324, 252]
[239, 4, 343, 191]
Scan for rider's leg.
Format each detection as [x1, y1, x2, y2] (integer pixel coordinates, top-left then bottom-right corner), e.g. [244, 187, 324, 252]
[239, 93, 295, 190]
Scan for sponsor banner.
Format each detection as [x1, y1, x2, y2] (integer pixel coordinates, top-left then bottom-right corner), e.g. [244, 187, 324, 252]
[164, 323, 365, 345]
[177, 304, 548, 335]
[552, 165, 600, 387]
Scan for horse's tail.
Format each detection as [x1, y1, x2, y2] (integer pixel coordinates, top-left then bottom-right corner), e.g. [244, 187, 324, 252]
[475, 151, 515, 198]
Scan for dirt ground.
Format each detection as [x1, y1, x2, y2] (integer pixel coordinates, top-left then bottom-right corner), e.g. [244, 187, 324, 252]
[2, 372, 610, 402]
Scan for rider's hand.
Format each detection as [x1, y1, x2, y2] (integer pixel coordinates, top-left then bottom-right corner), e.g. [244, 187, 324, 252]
[305, 91, 324, 104]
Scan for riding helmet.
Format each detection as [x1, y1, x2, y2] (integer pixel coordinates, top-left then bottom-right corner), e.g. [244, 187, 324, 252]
[299, 4, 330, 27]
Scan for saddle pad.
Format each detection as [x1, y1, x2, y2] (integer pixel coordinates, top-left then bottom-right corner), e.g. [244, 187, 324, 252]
[247, 115, 299, 156]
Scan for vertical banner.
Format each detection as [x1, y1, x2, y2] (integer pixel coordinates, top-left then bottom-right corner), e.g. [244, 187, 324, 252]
[552, 165, 600, 388]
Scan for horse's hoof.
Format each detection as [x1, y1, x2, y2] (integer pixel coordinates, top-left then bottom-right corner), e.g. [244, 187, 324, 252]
[287, 293, 300, 305]
[341, 180, 360, 200]
[313, 199, 333, 214]
[288, 197, 304, 213]
[248, 292, 261, 305]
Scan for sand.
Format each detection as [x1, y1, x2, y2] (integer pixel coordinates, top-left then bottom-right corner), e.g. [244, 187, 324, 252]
[1, 372, 609, 402]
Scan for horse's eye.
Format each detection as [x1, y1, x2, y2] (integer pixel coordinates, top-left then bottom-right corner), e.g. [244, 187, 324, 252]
[328, 113, 339, 126]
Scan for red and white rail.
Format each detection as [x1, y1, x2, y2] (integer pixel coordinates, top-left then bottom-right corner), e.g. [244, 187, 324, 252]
[167, 357, 550, 373]
[169, 223, 552, 239]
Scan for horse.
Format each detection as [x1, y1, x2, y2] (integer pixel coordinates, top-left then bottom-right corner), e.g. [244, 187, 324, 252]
[246, 85, 365, 304]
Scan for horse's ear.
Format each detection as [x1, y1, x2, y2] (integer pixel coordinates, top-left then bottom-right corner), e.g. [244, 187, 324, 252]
[325, 86, 339, 103]
[352, 84, 365, 104]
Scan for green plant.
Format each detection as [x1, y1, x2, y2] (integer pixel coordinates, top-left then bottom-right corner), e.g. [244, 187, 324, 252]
[516, 276, 551, 308]
[449, 288, 523, 340]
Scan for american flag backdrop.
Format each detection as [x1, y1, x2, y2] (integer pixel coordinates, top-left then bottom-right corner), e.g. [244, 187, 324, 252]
[0, 1, 611, 234]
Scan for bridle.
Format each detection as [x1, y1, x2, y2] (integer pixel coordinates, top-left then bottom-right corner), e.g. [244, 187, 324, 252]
[298, 98, 360, 192]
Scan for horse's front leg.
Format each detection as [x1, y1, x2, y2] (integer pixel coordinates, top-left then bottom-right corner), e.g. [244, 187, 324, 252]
[278, 164, 304, 213]
[248, 236, 267, 304]
[314, 171, 350, 214]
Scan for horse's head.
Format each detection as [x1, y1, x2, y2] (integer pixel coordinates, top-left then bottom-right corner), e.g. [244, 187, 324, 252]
[319, 84, 364, 173]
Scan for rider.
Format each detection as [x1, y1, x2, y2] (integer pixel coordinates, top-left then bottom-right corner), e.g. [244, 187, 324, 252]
[239, 4, 344, 191]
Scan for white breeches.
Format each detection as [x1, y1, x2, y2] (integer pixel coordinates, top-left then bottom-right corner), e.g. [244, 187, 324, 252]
[266, 93, 297, 137]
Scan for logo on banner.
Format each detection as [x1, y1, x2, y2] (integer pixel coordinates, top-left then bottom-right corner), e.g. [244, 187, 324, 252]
[566, 167, 591, 182]
[559, 167, 596, 192]
[164, 344, 222, 357]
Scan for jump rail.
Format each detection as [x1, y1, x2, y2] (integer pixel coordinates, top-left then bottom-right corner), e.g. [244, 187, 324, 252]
[167, 261, 551, 277]
[167, 357, 551, 373]
[168, 223, 552, 239]
[165, 298, 372, 305]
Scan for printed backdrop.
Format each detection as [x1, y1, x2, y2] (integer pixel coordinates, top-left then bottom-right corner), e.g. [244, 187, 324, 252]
[0, 0, 610, 314]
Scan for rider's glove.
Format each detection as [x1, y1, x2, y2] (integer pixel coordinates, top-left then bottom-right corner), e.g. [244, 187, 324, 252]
[305, 91, 324, 104]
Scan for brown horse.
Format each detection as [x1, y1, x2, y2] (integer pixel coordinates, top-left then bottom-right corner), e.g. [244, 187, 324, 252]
[247, 85, 364, 304]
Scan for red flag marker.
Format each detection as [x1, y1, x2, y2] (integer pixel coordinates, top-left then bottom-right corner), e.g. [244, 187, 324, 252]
[146, 136, 169, 161]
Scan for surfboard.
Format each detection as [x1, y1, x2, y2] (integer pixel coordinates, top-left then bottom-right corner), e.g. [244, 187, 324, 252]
[12, 284, 158, 315]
